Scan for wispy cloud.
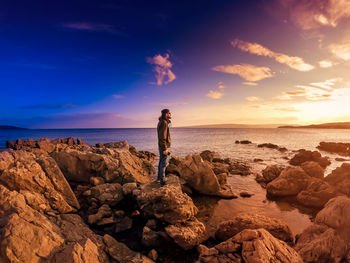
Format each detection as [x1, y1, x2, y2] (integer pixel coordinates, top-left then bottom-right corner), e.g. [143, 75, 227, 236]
[329, 41, 350, 61]
[277, 0, 350, 30]
[113, 94, 124, 99]
[243, 82, 258, 86]
[231, 39, 314, 72]
[20, 104, 77, 110]
[275, 78, 342, 101]
[274, 107, 299, 112]
[212, 64, 274, 82]
[246, 96, 261, 102]
[319, 60, 335, 68]
[62, 22, 125, 35]
[206, 83, 225, 99]
[147, 53, 176, 86]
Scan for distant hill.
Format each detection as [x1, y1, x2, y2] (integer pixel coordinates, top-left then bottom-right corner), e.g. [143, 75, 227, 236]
[180, 123, 286, 128]
[279, 122, 350, 129]
[0, 125, 27, 130]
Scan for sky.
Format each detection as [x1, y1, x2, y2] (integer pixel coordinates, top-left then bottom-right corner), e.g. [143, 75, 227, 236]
[2, 0, 350, 128]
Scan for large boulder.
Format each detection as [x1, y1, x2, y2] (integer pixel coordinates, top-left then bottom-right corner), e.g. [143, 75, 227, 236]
[300, 161, 324, 179]
[51, 144, 154, 184]
[317, 141, 350, 156]
[166, 154, 237, 198]
[165, 218, 207, 250]
[135, 182, 198, 224]
[0, 150, 79, 213]
[259, 165, 284, 183]
[0, 185, 109, 263]
[325, 163, 350, 197]
[215, 214, 293, 244]
[295, 224, 347, 263]
[296, 178, 338, 208]
[295, 196, 350, 262]
[289, 149, 330, 168]
[197, 229, 302, 263]
[266, 166, 311, 197]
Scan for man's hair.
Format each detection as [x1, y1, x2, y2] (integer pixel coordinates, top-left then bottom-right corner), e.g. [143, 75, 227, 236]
[159, 108, 170, 121]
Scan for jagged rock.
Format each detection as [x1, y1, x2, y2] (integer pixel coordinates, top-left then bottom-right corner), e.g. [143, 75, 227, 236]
[228, 160, 251, 175]
[148, 249, 158, 261]
[115, 216, 133, 233]
[123, 182, 138, 196]
[240, 140, 252, 144]
[211, 162, 230, 175]
[166, 154, 237, 198]
[95, 142, 104, 148]
[141, 226, 169, 247]
[325, 163, 350, 197]
[198, 229, 302, 263]
[266, 166, 311, 197]
[260, 165, 284, 183]
[76, 138, 87, 145]
[216, 172, 228, 186]
[88, 204, 114, 225]
[296, 178, 338, 208]
[239, 191, 253, 197]
[0, 185, 108, 262]
[300, 161, 324, 179]
[135, 182, 198, 224]
[90, 176, 105, 186]
[200, 150, 216, 162]
[165, 218, 207, 250]
[0, 150, 79, 213]
[215, 214, 293, 244]
[289, 149, 331, 168]
[89, 183, 123, 206]
[295, 224, 347, 263]
[317, 141, 350, 156]
[103, 234, 154, 263]
[258, 143, 287, 152]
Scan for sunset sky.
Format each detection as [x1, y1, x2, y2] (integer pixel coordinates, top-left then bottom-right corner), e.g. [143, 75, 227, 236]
[2, 0, 350, 128]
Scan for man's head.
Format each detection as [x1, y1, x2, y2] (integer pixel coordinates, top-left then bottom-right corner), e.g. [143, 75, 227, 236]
[161, 109, 171, 120]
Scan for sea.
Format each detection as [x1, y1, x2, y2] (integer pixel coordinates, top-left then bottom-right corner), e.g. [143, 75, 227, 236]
[1, 127, 350, 236]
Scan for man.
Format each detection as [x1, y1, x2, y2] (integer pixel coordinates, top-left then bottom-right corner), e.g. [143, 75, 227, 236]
[157, 108, 171, 185]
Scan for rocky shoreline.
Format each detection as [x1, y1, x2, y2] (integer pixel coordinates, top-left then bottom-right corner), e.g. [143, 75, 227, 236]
[1, 137, 350, 262]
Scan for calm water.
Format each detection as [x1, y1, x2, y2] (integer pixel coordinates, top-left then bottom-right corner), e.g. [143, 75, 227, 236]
[2, 127, 350, 236]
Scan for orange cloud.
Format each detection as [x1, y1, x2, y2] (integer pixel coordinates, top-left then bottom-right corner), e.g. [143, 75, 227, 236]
[319, 60, 335, 68]
[147, 53, 176, 86]
[206, 83, 225, 99]
[278, 0, 350, 30]
[274, 107, 299, 112]
[212, 64, 274, 82]
[243, 82, 258, 86]
[329, 42, 350, 61]
[246, 96, 261, 102]
[231, 39, 314, 71]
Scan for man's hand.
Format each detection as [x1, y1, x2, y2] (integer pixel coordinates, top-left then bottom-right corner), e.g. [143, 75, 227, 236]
[163, 150, 169, 155]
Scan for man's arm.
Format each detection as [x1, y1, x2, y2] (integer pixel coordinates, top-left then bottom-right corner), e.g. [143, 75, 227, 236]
[158, 121, 168, 153]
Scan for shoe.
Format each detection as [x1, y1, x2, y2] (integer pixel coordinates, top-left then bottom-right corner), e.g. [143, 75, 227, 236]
[159, 179, 165, 186]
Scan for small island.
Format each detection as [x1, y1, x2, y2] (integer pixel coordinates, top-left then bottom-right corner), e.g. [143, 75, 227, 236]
[0, 125, 27, 130]
[279, 121, 350, 129]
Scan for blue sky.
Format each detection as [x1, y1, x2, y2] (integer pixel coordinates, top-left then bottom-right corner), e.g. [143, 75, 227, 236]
[2, 0, 350, 128]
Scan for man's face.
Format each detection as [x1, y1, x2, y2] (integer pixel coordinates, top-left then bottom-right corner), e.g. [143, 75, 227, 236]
[166, 112, 172, 119]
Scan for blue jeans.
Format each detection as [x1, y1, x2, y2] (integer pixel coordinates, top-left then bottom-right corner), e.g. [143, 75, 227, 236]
[157, 148, 168, 181]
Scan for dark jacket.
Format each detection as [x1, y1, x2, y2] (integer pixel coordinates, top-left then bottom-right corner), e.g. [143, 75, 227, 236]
[157, 117, 171, 150]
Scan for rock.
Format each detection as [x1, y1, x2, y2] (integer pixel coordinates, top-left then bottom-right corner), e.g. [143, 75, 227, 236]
[315, 196, 350, 231]
[0, 185, 108, 262]
[6, 140, 15, 149]
[76, 137, 87, 145]
[198, 229, 302, 263]
[335, 157, 350, 161]
[239, 191, 253, 197]
[89, 183, 123, 206]
[295, 224, 347, 263]
[266, 166, 311, 197]
[96, 142, 104, 148]
[239, 140, 252, 144]
[0, 151, 79, 213]
[211, 162, 230, 175]
[167, 155, 238, 198]
[135, 182, 198, 224]
[88, 204, 114, 225]
[148, 249, 158, 261]
[216, 172, 228, 186]
[260, 165, 284, 183]
[145, 219, 158, 230]
[317, 141, 350, 156]
[296, 178, 338, 208]
[215, 214, 293, 244]
[289, 149, 331, 168]
[165, 218, 207, 250]
[115, 216, 133, 233]
[123, 182, 138, 196]
[90, 176, 105, 186]
[300, 161, 324, 179]
[235, 140, 240, 144]
[228, 160, 251, 175]
[37, 138, 55, 153]
[200, 150, 216, 162]
[325, 163, 350, 197]
[253, 158, 263, 162]
[141, 226, 169, 247]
